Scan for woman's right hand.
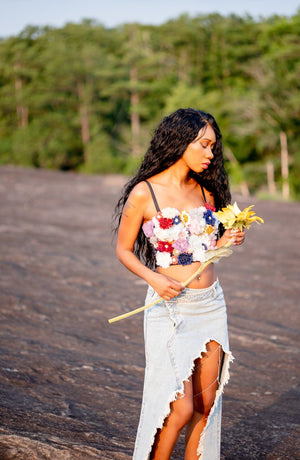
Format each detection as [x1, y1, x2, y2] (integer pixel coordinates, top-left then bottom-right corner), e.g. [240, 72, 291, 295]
[148, 272, 184, 301]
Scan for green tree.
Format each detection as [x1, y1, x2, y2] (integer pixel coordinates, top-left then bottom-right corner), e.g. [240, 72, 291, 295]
[0, 13, 299, 198]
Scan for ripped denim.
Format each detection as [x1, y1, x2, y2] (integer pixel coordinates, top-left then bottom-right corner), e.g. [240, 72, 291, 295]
[133, 279, 234, 460]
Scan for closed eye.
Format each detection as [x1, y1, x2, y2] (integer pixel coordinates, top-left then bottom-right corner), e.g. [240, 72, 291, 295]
[201, 142, 215, 150]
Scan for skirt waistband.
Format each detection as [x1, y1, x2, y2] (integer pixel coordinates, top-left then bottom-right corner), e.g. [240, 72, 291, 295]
[182, 278, 219, 296]
[167, 279, 220, 303]
[147, 279, 220, 304]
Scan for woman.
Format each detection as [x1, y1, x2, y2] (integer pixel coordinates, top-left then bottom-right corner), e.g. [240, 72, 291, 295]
[115, 108, 245, 459]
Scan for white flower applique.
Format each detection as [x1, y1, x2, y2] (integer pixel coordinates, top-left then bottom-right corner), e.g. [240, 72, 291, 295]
[156, 251, 171, 268]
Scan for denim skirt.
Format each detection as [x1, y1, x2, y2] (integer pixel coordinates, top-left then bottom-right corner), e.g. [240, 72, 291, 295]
[133, 279, 233, 460]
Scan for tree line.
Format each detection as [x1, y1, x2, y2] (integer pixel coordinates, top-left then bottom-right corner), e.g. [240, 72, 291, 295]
[0, 12, 299, 198]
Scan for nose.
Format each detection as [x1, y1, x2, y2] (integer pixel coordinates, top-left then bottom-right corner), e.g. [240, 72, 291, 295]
[207, 146, 214, 159]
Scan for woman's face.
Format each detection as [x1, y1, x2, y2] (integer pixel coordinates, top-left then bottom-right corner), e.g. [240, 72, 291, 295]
[181, 124, 216, 173]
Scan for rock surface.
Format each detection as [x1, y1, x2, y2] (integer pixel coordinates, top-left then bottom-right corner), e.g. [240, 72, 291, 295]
[0, 166, 299, 459]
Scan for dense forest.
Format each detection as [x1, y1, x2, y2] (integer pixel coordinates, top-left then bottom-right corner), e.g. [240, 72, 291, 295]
[0, 12, 299, 198]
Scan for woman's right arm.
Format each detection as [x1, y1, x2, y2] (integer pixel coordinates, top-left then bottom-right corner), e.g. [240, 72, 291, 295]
[116, 183, 183, 299]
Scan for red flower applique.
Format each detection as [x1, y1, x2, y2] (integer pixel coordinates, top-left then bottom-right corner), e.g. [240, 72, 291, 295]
[159, 217, 173, 229]
[205, 202, 216, 212]
[157, 241, 173, 253]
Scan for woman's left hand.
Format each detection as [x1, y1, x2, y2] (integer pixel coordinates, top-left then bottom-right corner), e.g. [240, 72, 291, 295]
[229, 228, 245, 246]
[218, 228, 245, 247]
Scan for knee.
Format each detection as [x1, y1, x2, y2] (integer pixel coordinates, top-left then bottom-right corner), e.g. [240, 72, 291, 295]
[171, 398, 194, 430]
[181, 400, 194, 426]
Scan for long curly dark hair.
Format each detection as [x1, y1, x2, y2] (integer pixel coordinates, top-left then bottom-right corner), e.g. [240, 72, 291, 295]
[114, 108, 231, 268]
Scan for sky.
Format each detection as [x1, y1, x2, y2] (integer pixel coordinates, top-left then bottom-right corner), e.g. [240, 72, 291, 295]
[1, 0, 299, 38]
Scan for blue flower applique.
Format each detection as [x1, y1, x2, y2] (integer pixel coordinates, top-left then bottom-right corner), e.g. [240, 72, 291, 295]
[204, 209, 216, 226]
[177, 253, 193, 266]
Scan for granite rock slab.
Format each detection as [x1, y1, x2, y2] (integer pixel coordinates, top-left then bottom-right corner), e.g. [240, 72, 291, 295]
[0, 166, 299, 459]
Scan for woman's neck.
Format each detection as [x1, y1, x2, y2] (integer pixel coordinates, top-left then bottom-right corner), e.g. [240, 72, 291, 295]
[155, 160, 193, 188]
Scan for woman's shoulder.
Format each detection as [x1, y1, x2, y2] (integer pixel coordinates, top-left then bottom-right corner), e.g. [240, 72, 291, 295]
[130, 180, 150, 196]
[128, 181, 151, 205]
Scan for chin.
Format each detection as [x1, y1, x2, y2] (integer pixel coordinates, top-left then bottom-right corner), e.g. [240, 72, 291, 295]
[190, 167, 202, 174]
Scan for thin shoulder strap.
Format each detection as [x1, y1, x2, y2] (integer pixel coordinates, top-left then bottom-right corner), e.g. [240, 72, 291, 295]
[200, 184, 207, 203]
[145, 180, 161, 212]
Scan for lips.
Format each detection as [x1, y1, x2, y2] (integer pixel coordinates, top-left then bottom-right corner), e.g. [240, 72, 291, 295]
[202, 162, 210, 169]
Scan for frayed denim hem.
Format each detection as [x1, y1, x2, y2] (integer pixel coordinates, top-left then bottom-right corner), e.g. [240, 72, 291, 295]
[133, 280, 233, 460]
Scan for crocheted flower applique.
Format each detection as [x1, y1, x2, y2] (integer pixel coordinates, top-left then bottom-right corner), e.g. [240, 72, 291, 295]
[157, 216, 173, 229]
[157, 241, 173, 253]
[203, 209, 216, 226]
[142, 205, 220, 268]
[205, 202, 216, 212]
[156, 252, 171, 268]
[142, 220, 155, 237]
[177, 253, 193, 266]
[180, 210, 191, 226]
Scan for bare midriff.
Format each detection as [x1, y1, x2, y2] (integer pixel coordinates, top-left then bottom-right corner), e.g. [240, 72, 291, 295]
[157, 262, 217, 289]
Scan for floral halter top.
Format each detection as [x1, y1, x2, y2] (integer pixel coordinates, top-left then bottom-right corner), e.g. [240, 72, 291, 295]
[142, 181, 220, 268]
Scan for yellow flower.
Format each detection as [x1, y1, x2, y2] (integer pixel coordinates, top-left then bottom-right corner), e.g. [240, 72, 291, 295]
[214, 202, 264, 231]
[180, 210, 190, 225]
[205, 224, 214, 234]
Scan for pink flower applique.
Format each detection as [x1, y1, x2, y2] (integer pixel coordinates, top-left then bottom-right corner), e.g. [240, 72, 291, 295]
[142, 220, 154, 237]
[208, 239, 217, 249]
[188, 219, 202, 235]
[173, 238, 190, 252]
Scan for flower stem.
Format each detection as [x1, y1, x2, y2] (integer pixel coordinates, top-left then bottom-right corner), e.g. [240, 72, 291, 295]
[108, 296, 164, 323]
[108, 241, 233, 324]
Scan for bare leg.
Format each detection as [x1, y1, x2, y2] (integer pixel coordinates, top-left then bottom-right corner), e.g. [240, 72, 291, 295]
[185, 340, 223, 460]
[150, 381, 194, 460]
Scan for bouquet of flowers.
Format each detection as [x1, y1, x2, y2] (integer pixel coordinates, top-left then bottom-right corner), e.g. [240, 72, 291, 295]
[214, 202, 264, 231]
[109, 203, 263, 323]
